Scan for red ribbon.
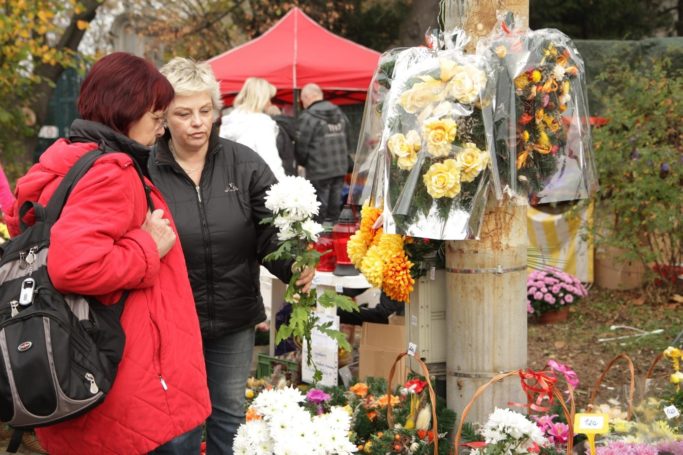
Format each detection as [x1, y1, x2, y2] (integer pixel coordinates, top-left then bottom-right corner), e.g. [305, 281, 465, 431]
[509, 369, 558, 413]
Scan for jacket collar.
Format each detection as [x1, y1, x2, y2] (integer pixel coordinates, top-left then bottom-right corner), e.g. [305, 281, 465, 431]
[68, 119, 152, 178]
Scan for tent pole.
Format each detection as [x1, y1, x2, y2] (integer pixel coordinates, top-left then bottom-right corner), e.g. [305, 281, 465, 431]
[293, 89, 301, 117]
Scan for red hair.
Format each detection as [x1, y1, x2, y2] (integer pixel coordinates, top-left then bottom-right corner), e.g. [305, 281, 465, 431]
[78, 52, 174, 135]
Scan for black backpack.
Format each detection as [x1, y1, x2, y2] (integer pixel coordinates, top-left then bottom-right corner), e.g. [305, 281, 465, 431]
[0, 149, 152, 450]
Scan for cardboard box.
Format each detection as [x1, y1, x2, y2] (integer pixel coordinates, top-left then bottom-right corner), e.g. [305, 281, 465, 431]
[595, 247, 645, 290]
[358, 321, 406, 383]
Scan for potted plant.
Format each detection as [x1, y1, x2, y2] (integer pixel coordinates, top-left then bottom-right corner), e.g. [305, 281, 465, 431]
[591, 56, 682, 293]
[527, 268, 587, 323]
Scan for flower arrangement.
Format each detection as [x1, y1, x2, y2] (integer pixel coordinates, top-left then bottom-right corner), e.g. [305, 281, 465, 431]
[380, 47, 494, 240]
[347, 203, 445, 303]
[664, 347, 683, 391]
[233, 386, 357, 455]
[263, 176, 358, 381]
[526, 267, 587, 318]
[332, 377, 455, 455]
[469, 408, 548, 454]
[484, 20, 597, 205]
[510, 42, 579, 199]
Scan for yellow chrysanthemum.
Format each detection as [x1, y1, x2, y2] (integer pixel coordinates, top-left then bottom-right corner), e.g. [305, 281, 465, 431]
[359, 203, 382, 235]
[423, 118, 457, 157]
[514, 74, 529, 91]
[347, 231, 370, 267]
[371, 227, 384, 246]
[382, 251, 415, 303]
[423, 159, 461, 199]
[360, 244, 385, 288]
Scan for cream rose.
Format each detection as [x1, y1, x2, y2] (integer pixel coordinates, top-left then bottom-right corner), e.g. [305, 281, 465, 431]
[456, 142, 486, 182]
[399, 76, 445, 114]
[397, 152, 418, 170]
[423, 118, 457, 158]
[439, 59, 458, 82]
[423, 159, 461, 199]
[387, 133, 411, 158]
[447, 65, 486, 105]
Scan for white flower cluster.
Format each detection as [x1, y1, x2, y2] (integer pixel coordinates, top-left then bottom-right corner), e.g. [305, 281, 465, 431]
[470, 408, 548, 455]
[264, 176, 323, 242]
[233, 387, 357, 455]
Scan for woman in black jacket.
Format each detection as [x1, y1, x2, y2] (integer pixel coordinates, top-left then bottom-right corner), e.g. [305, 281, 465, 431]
[148, 57, 313, 455]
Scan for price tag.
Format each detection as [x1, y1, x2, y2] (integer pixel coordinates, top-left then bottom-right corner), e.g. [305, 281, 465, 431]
[574, 413, 609, 435]
[664, 405, 680, 419]
[407, 342, 417, 357]
[335, 283, 344, 293]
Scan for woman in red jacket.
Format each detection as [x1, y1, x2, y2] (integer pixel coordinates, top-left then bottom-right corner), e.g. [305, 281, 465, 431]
[6, 52, 211, 454]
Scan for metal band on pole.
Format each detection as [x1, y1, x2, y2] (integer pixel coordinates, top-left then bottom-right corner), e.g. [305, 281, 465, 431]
[445, 265, 527, 275]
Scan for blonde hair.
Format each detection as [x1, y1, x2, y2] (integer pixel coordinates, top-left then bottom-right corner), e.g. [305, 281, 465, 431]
[233, 77, 277, 113]
[160, 57, 223, 118]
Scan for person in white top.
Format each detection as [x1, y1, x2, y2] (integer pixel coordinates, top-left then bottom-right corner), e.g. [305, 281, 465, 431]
[219, 77, 286, 179]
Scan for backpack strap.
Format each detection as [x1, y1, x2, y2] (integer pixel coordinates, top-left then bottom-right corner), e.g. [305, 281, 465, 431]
[18, 201, 47, 233]
[45, 149, 154, 224]
[5, 428, 23, 453]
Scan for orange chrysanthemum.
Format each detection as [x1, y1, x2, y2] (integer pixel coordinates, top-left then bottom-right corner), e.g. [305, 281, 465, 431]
[382, 251, 415, 303]
[375, 394, 401, 407]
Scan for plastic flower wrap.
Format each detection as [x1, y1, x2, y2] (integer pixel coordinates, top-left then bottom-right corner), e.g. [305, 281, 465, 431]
[348, 49, 404, 207]
[481, 16, 598, 205]
[378, 44, 497, 240]
[263, 176, 358, 382]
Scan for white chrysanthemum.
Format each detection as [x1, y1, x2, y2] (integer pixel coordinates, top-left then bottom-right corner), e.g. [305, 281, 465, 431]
[252, 387, 305, 418]
[265, 176, 320, 221]
[233, 420, 272, 455]
[301, 219, 324, 242]
[481, 408, 548, 452]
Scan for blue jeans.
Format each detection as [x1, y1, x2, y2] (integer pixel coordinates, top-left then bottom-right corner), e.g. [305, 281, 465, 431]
[204, 328, 255, 455]
[148, 425, 202, 454]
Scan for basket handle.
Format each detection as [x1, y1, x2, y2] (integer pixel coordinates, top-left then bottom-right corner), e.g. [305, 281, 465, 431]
[386, 352, 439, 455]
[587, 353, 635, 420]
[452, 370, 575, 455]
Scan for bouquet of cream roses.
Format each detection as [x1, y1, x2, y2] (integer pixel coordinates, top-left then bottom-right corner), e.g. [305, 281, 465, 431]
[263, 176, 357, 382]
[378, 44, 497, 240]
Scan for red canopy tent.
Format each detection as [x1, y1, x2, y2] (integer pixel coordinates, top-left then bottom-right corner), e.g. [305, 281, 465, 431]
[208, 7, 381, 106]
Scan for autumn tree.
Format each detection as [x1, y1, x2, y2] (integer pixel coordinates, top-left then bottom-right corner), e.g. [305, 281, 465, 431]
[122, 0, 410, 61]
[530, 0, 681, 39]
[0, 0, 101, 174]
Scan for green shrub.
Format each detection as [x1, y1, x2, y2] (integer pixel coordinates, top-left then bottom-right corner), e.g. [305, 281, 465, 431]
[591, 56, 682, 288]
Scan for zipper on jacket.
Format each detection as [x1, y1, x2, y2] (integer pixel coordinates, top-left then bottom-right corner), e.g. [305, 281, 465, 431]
[192, 180, 217, 334]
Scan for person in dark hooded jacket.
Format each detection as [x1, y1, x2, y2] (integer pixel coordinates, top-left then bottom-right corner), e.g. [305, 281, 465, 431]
[296, 83, 353, 223]
[266, 104, 297, 176]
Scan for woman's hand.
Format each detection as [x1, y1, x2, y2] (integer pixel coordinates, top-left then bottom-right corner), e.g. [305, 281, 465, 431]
[142, 209, 176, 258]
[295, 266, 315, 293]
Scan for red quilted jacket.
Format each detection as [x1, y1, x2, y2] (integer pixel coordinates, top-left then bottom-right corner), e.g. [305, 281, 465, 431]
[6, 134, 211, 454]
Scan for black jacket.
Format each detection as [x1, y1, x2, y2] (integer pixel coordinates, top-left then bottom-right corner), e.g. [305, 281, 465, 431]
[148, 129, 292, 339]
[272, 114, 297, 176]
[295, 100, 352, 180]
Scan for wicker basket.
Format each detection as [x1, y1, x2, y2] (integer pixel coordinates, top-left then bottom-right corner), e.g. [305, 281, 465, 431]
[587, 353, 636, 420]
[385, 352, 440, 455]
[453, 369, 575, 455]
